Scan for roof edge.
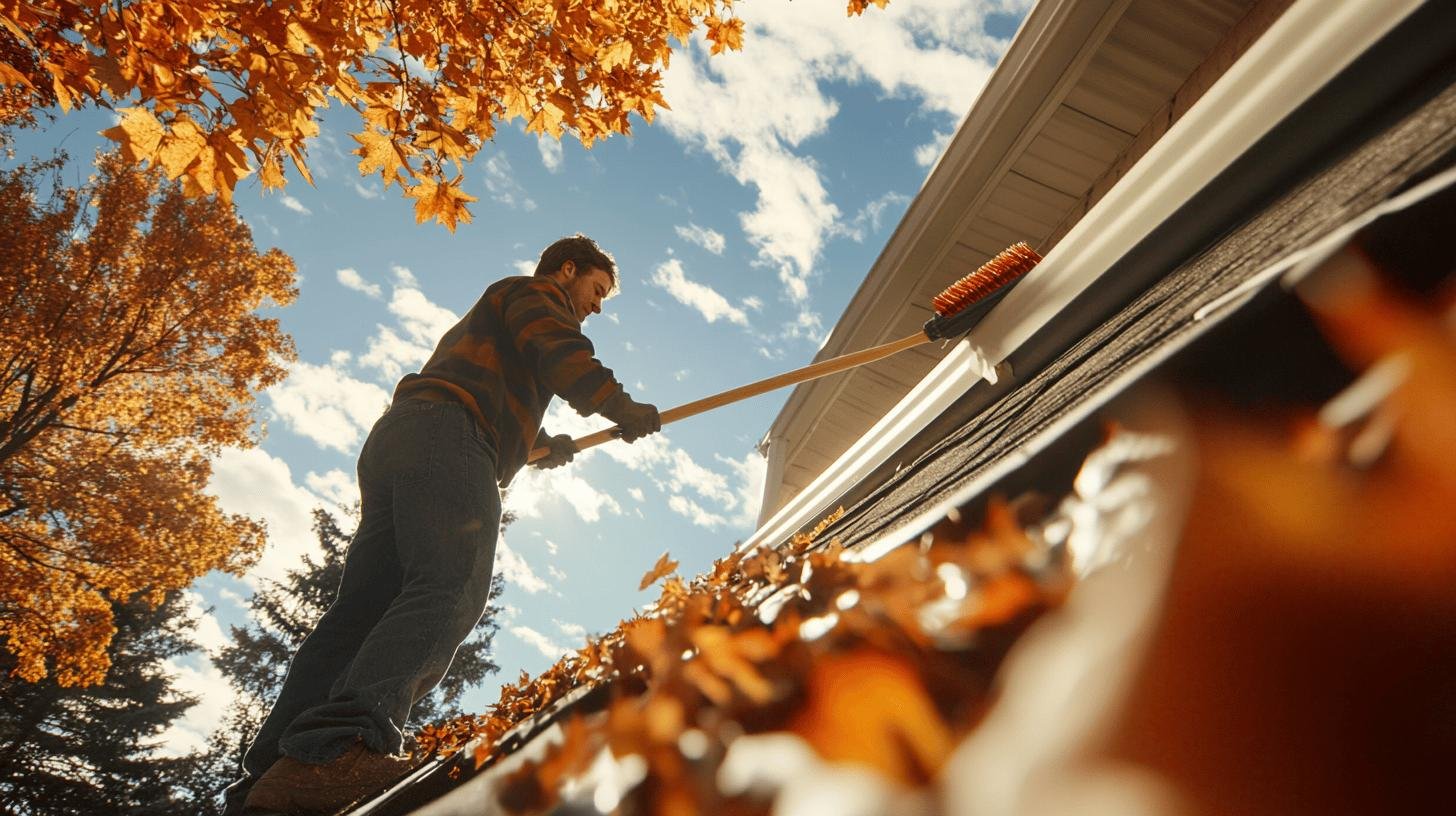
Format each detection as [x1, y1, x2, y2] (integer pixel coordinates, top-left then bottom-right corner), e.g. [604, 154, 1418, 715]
[763, 0, 1130, 442]
[744, 0, 1428, 553]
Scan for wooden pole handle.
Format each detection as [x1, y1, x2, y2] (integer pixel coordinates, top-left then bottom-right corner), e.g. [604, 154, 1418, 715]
[527, 330, 929, 463]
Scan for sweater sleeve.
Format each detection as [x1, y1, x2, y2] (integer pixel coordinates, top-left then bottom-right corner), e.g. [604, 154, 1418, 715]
[502, 279, 623, 415]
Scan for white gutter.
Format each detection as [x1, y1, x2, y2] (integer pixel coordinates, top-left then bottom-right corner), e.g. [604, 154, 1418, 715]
[740, 0, 1426, 556]
[851, 159, 1456, 564]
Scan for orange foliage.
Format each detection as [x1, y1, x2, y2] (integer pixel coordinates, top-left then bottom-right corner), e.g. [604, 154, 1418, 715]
[0, 151, 297, 686]
[0, 1, 890, 230]
[638, 551, 680, 590]
[1110, 254, 1456, 815]
[414, 502, 1067, 813]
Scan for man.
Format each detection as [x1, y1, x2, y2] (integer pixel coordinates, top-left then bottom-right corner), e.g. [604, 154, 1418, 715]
[225, 235, 660, 815]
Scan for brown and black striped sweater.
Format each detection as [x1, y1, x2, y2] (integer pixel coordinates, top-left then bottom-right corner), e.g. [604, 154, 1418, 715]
[393, 275, 623, 485]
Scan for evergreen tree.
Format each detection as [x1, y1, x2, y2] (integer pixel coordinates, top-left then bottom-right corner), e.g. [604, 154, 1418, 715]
[0, 591, 206, 814]
[190, 507, 503, 806]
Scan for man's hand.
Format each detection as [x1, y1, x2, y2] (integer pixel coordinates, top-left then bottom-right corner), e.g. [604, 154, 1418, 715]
[600, 392, 662, 443]
[532, 434, 578, 469]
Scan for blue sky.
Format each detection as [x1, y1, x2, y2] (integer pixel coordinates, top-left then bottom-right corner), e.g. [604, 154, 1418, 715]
[8, 0, 1030, 754]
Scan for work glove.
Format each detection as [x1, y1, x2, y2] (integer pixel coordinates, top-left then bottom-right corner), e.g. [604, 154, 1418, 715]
[533, 433, 577, 469]
[599, 392, 661, 443]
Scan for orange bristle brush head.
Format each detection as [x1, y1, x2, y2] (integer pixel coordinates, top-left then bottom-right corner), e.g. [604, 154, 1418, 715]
[923, 242, 1042, 340]
[932, 242, 1042, 317]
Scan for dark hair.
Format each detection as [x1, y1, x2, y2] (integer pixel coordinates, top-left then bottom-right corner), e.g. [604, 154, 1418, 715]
[534, 234, 619, 294]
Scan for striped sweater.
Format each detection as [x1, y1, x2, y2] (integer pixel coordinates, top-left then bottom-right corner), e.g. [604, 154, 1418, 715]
[393, 275, 623, 484]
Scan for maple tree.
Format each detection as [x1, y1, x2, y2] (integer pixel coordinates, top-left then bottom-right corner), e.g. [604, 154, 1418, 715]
[1, 0, 890, 230]
[0, 150, 296, 687]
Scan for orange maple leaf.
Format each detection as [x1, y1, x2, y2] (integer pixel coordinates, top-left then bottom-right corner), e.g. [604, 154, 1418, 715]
[101, 107, 165, 165]
[705, 16, 744, 55]
[406, 173, 477, 232]
[847, 0, 891, 17]
[353, 128, 410, 188]
[639, 551, 679, 590]
[155, 115, 207, 181]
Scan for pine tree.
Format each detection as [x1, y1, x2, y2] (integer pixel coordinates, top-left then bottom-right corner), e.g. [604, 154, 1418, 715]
[189, 507, 503, 806]
[0, 591, 207, 814]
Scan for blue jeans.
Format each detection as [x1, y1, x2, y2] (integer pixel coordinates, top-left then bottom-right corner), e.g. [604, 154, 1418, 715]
[223, 398, 500, 812]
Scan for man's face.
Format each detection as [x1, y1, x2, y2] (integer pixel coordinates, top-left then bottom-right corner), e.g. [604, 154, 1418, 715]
[560, 263, 613, 323]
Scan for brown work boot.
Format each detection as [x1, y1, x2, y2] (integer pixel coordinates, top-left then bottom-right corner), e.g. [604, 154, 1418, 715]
[242, 741, 422, 815]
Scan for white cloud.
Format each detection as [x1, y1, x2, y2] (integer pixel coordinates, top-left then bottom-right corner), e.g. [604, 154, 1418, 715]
[506, 466, 623, 523]
[659, 0, 1006, 325]
[597, 432, 675, 474]
[836, 191, 912, 243]
[734, 142, 839, 304]
[508, 404, 761, 536]
[155, 655, 234, 756]
[352, 180, 383, 200]
[181, 590, 229, 654]
[510, 624, 570, 660]
[668, 494, 728, 529]
[547, 564, 567, 582]
[743, 296, 764, 311]
[674, 223, 727, 255]
[389, 286, 459, 348]
[915, 129, 955, 168]
[513, 259, 537, 276]
[280, 195, 312, 215]
[495, 536, 548, 594]
[207, 446, 327, 589]
[555, 472, 624, 521]
[544, 539, 559, 555]
[554, 619, 587, 640]
[305, 468, 357, 511]
[538, 137, 564, 172]
[152, 590, 239, 756]
[337, 267, 383, 299]
[356, 272, 460, 382]
[669, 448, 736, 508]
[650, 259, 750, 327]
[717, 450, 769, 528]
[267, 359, 391, 453]
[392, 265, 419, 288]
[779, 308, 827, 347]
[357, 326, 431, 384]
[483, 153, 538, 211]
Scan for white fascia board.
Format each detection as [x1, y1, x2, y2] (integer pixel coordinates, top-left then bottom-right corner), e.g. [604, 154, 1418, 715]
[740, 0, 1424, 557]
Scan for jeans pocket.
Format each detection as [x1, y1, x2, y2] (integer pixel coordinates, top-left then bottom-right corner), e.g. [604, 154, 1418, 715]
[375, 403, 445, 486]
[379, 397, 444, 425]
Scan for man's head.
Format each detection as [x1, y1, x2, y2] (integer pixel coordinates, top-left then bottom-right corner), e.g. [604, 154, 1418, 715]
[535, 234, 618, 323]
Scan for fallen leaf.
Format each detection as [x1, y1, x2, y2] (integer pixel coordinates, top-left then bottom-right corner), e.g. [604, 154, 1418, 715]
[640, 551, 679, 590]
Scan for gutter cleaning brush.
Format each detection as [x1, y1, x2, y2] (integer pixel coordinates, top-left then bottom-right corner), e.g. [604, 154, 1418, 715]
[530, 243, 1042, 463]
